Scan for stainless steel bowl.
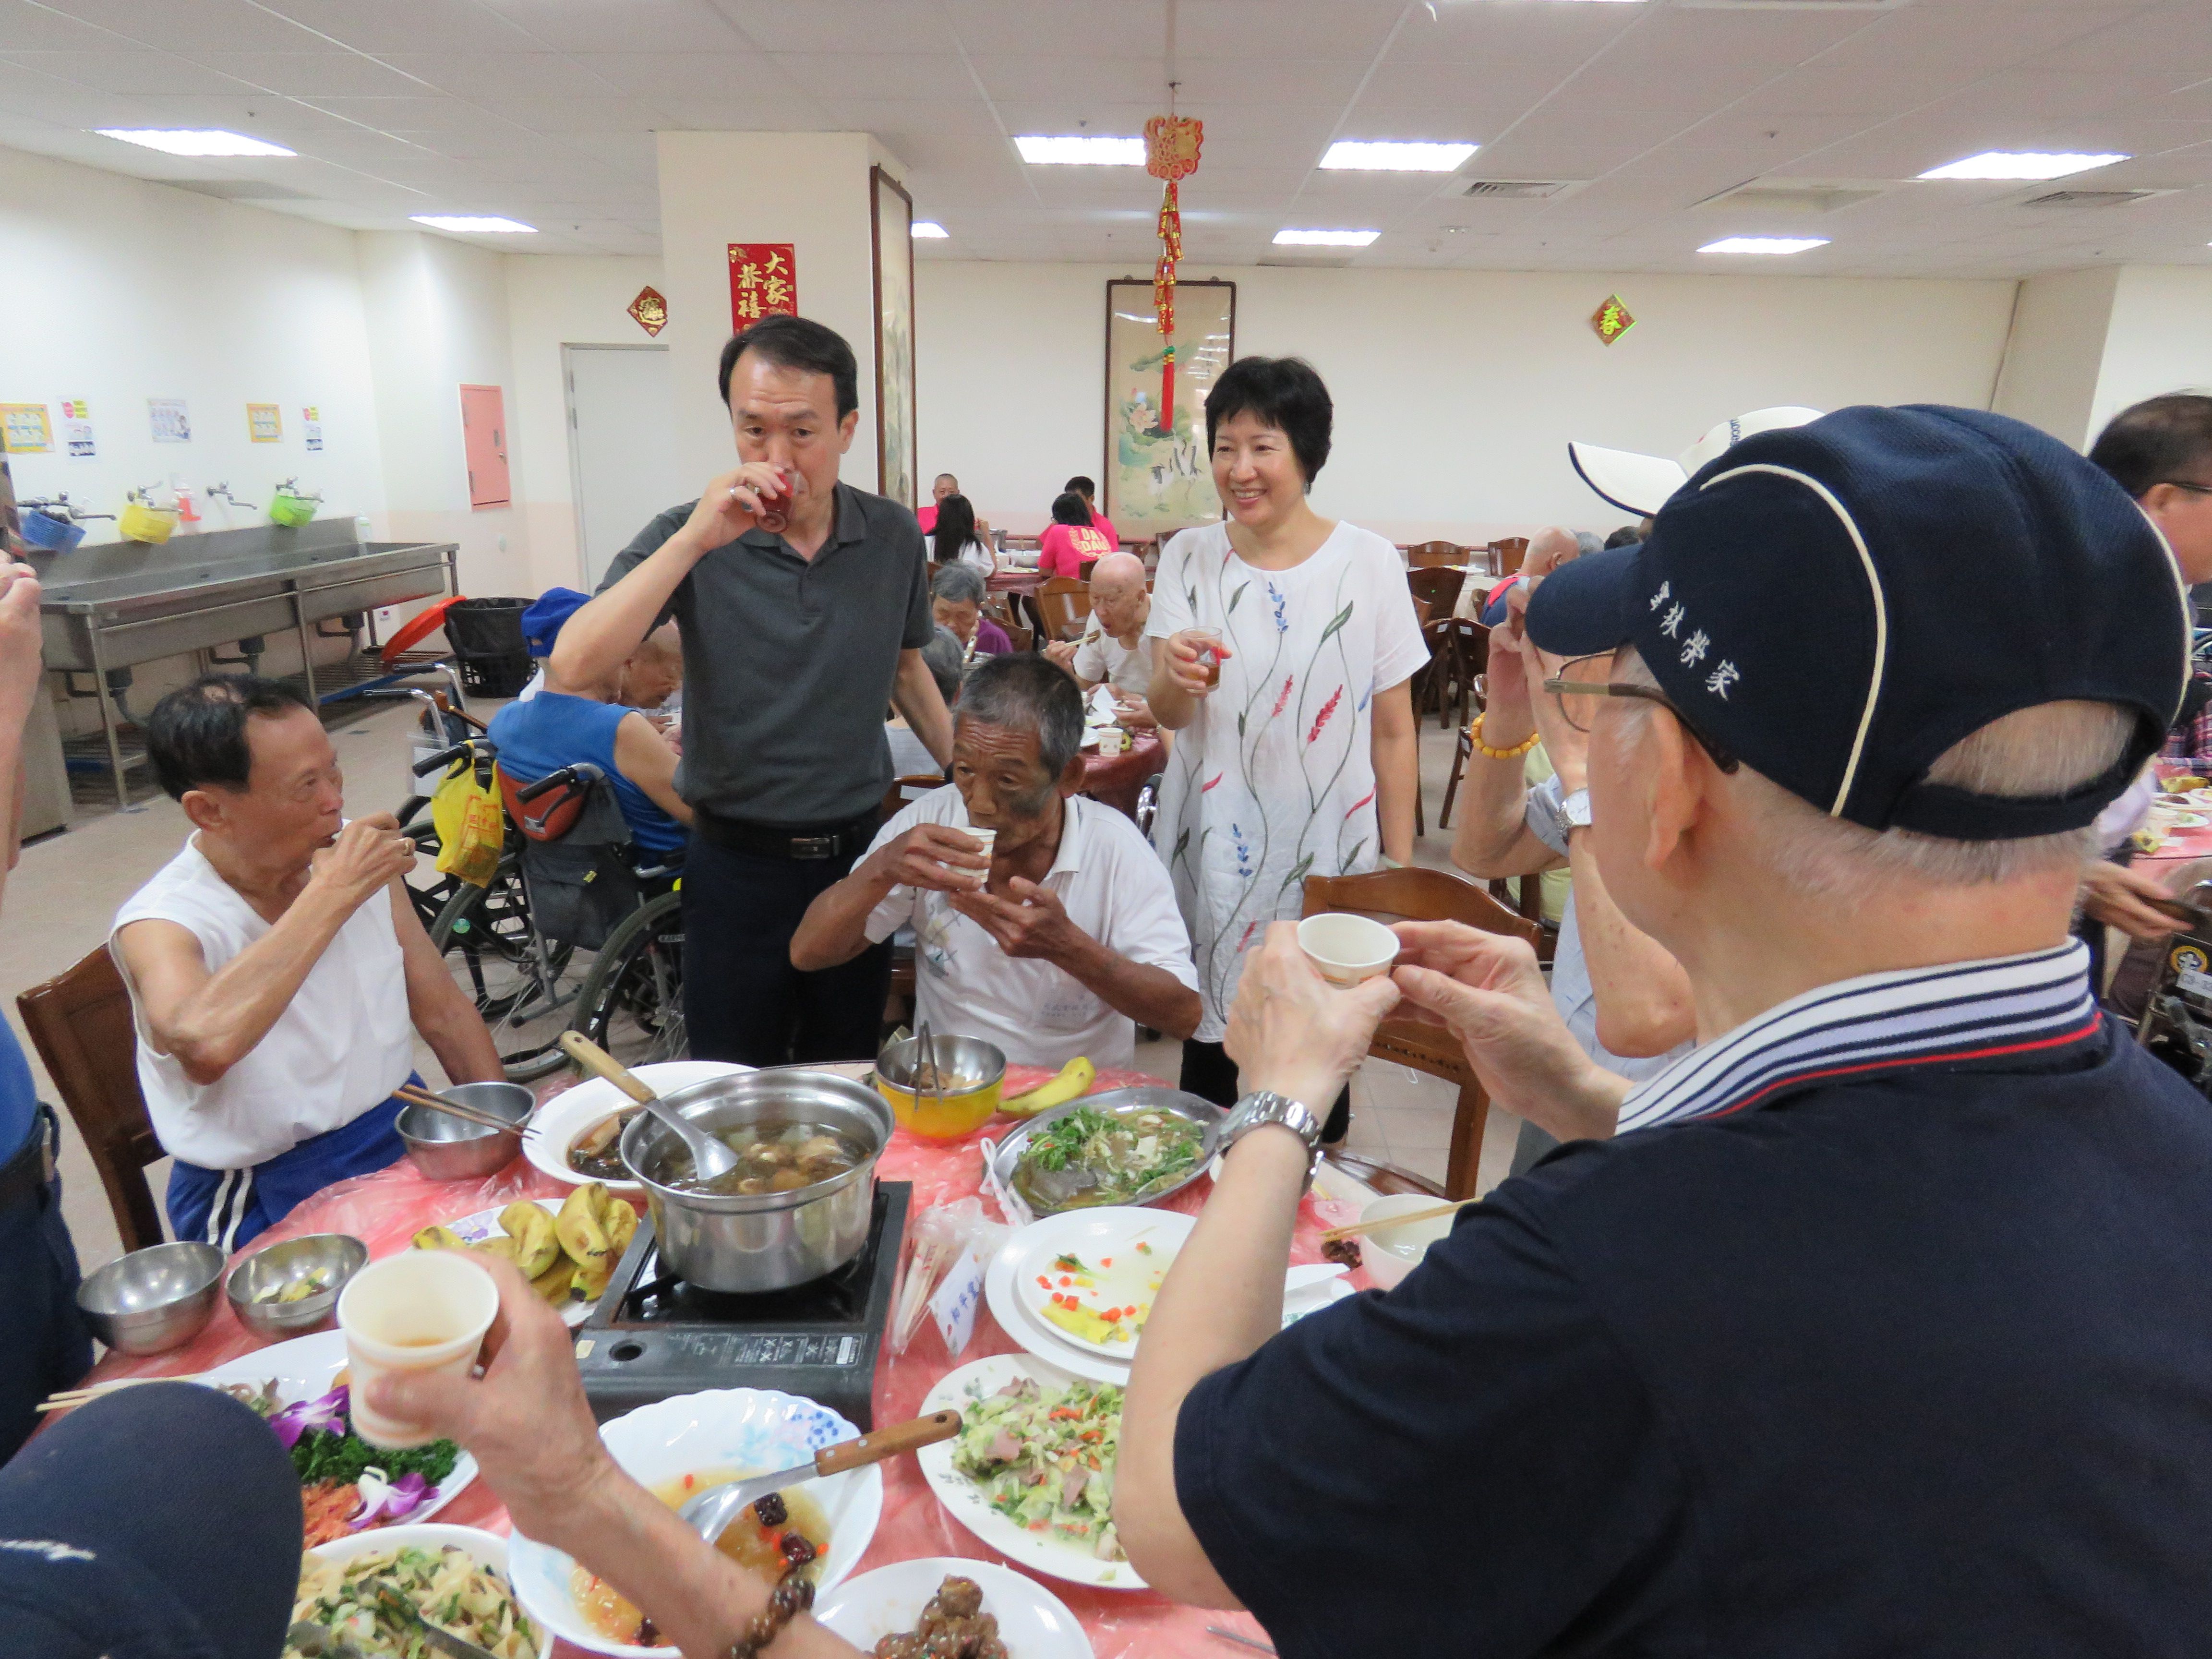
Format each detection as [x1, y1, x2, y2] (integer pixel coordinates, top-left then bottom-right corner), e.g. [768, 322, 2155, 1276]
[619, 1070, 893, 1293]
[990, 1085, 1227, 1216]
[397, 1081, 535, 1181]
[77, 1241, 225, 1355]
[225, 1232, 368, 1339]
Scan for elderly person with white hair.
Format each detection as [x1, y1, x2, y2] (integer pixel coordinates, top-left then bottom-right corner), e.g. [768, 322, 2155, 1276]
[1047, 550, 1157, 727]
[930, 562, 1012, 660]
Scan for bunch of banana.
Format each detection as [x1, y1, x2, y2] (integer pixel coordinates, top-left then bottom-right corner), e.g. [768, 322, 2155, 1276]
[1000, 1055, 1095, 1119]
[411, 1184, 638, 1310]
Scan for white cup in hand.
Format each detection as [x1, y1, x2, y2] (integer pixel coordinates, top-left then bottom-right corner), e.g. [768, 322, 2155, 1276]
[337, 1251, 499, 1449]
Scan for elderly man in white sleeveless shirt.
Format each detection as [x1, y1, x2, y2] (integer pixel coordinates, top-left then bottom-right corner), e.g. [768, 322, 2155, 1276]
[111, 676, 503, 1250]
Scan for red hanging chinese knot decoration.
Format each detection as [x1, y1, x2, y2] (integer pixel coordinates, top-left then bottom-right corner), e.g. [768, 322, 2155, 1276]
[1144, 113, 1202, 435]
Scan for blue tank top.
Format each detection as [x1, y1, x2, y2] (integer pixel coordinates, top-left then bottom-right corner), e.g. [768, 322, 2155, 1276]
[0, 1020, 36, 1156]
[487, 692, 685, 855]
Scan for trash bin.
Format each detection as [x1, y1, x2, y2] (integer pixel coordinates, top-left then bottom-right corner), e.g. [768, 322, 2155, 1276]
[443, 597, 532, 697]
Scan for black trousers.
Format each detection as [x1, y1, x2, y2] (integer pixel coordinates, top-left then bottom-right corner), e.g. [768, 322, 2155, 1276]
[0, 1107, 90, 1466]
[681, 833, 891, 1067]
[1179, 1039, 1352, 1143]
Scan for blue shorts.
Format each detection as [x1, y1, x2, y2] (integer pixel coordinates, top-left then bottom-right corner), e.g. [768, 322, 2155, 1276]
[167, 1088, 409, 1252]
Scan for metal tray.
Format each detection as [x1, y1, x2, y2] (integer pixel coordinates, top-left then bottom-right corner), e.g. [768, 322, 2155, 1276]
[986, 1085, 1226, 1217]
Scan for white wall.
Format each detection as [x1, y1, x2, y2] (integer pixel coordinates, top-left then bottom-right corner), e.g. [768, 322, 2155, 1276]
[2089, 266, 2212, 442]
[1989, 267, 2121, 451]
[917, 262, 2019, 541]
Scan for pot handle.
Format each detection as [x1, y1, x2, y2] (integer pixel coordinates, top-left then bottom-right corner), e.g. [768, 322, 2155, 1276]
[559, 1030, 659, 1105]
[814, 1409, 963, 1477]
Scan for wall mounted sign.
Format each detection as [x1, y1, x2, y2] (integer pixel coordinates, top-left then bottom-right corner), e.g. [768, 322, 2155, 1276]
[0, 404, 51, 454]
[61, 399, 94, 458]
[149, 397, 191, 443]
[628, 285, 668, 336]
[728, 243, 796, 329]
[248, 402, 283, 443]
[1591, 295, 1635, 346]
[869, 167, 917, 508]
[303, 406, 324, 452]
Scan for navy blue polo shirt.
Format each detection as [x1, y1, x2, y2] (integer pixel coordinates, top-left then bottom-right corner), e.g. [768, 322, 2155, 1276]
[1177, 944, 2212, 1656]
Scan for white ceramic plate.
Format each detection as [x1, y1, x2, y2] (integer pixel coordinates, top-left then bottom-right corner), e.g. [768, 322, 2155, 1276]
[197, 1329, 478, 1533]
[523, 1062, 751, 1194]
[302, 1522, 552, 1659]
[507, 1388, 883, 1658]
[2167, 812, 2210, 830]
[428, 1198, 593, 1328]
[1009, 1209, 1190, 1360]
[919, 1353, 1146, 1591]
[984, 1235, 1130, 1385]
[816, 1557, 1093, 1658]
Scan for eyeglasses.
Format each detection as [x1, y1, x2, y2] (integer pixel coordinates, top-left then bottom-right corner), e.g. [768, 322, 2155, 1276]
[1541, 655, 1741, 773]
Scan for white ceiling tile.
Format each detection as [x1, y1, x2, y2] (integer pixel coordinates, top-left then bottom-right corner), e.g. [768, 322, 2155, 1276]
[39, 0, 326, 52]
[0, 3, 125, 52]
[584, 50, 785, 99]
[379, 51, 624, 99]
[0, 48, 262, 96]
[475, 0, 750, 54]
[192, 51, 431, 97]
[712, 0, 958, 56]
[274, 0, 545, 54]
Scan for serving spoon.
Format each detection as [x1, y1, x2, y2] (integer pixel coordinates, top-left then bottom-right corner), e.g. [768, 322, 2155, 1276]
[557, 1031, 739, 1183]
[675, 1410, 964, 1543]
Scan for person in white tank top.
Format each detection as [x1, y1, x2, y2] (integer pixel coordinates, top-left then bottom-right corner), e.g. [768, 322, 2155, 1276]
[111, 675, 504, 1251]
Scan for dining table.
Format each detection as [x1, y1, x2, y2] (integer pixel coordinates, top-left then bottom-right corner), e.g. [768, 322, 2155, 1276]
[1080, 730, 1166, 820]
[80, 1061, 1383, 1659]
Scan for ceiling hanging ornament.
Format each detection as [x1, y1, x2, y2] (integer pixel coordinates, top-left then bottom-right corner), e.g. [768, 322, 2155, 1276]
[1144, 104, 1202, 437]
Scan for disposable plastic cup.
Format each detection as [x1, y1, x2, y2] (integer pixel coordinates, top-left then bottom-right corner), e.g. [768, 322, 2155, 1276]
[1296, 912, 1401, 988]
[336, 1251, 498, 1449]
[965, 828, 997, 887]
[1188, 628, 1223, 688]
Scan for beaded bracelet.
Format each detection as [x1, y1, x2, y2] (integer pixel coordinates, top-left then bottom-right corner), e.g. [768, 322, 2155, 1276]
[1472, 718, 1542, 761]
[724, 1572, 815, 1659]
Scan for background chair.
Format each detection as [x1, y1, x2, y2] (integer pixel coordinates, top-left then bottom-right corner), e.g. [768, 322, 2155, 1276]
[1302, 867, 1542, 1199]
[1034, 576, 1092, 643]
[17, 946, 166, 1255]
[1490, 536, 1530, 576]
[1403, 540, 1468, 569]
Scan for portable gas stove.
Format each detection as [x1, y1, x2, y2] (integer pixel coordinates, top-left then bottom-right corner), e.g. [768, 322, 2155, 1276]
[574, 1181, 909, 1429]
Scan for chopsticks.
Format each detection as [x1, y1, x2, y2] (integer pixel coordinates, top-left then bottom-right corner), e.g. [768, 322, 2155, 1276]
[38, 1373, 205, 1414]
[395, 1083, 537, 1140]
[1206, 1628, 1277, 1654]
[1317, 1196, 1479, 1244]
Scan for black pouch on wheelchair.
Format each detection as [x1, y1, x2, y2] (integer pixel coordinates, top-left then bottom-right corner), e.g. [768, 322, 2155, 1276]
[518, 790, 638, 951]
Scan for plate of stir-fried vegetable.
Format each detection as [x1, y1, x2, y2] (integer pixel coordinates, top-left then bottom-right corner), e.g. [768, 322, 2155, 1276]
[996, 1086, 1221, 1216]
[288, 1526, 546, 1658]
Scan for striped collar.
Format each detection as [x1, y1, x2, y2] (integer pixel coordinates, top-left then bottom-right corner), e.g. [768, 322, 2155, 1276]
[1616, 940, 2103, 1135]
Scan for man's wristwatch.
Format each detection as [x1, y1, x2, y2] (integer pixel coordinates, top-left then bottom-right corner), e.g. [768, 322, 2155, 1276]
[1560, 788, 1592, 831]
[1219, 1090, 1327, 1187]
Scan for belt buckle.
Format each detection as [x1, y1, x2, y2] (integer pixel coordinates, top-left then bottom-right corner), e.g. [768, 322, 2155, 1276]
[790, 834, 835, 859]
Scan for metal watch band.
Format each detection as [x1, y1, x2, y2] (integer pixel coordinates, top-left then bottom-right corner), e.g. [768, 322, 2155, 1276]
[1221, 1090, 1325, 1186]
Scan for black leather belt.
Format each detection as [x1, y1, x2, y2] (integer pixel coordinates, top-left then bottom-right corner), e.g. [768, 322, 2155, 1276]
[695, 808, 879, 862]
[0, 1105, 59, 1214]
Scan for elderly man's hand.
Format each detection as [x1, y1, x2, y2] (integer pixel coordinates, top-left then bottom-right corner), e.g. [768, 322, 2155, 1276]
[1113, 693, 1157, 731]
[1043, 639, 1079, 670]
[308, 814, 417, 912]
[679, 461, 791, 553]
[950, 877, 1085, 963]
[1225, 922, 1401, 1110]
[2080, 860, 2186, 942]
[363, 1255, 625, 1556]
[871, 823, 990, 892]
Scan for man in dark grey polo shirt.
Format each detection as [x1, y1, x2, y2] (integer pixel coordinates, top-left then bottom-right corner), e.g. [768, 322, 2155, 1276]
[552, 314, 955, 1065]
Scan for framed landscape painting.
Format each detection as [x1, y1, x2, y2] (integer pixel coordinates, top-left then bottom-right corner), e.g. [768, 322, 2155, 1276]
[871, 166, 918, 508]
[1104, 277, 1235, 537]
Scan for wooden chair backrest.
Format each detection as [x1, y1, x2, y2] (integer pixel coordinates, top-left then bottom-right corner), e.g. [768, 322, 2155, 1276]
[16, 946, 166, 1254]
[1490, 536, 1529, 576]
[879, 773, 945, 821]
[1404, 541, 1467, 567]
[1406, 566, 1465, 616]
[1444, 616, 1488, 680]
[1003, 622, 1034, 654]
[1035, 577, 1093, 642]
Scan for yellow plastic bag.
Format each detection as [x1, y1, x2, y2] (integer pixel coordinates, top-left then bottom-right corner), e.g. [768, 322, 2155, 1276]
[431, 761, 505, 888]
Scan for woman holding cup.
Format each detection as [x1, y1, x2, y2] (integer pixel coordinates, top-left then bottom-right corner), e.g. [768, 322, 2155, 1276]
[1145, 357, 1427, 1130]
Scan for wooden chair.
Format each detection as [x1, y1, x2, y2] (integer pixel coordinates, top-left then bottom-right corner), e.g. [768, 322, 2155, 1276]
[16, 946, 167, 1254]
[1490, 537, 1529, 577]
[1302, 867, 1542, 1199]
[1404, 541, 1468, 569]
[879, 772, 943, 820]
[1406, 565, 1465, 620]
[1002, 621, 1034, 654]
[1034, 577, 1092, 643]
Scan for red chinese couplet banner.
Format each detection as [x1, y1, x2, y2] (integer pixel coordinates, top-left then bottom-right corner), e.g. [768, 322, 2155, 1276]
[728, 243, 798, 329]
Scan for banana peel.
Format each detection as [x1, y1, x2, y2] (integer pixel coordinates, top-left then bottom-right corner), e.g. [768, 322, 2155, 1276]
[470, 1235, 520, 1265]
[497, 1200, 562, 1278]
[531, 1254, 578, 1307]
[411, 1224, 466, 1252]
[1001, 1056, 1096, 1118]
[556, 1182, 619, 1274]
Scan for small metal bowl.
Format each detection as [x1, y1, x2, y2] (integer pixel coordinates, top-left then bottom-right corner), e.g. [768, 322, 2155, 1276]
[397, 1081, 535, 1181]
[225, 1232, 368, 1339]
[875, 1033, 1007, 1140]
[77, 1241, 225, 1356]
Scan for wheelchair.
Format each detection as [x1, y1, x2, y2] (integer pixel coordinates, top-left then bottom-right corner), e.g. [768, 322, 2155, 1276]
[409, 734, 686, 1081]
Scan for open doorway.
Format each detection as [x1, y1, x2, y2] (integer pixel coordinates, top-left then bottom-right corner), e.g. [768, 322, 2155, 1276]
[564, 344, 685, 589]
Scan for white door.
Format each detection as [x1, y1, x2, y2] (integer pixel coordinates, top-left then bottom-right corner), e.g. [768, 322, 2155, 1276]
[565, 344, 685, 589]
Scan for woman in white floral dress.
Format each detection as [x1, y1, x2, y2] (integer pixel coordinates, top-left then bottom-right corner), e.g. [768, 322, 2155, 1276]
[1146, 357, 1427, 1133]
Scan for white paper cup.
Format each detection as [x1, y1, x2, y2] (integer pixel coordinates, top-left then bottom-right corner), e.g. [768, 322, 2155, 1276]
[965, 827, 997, 886]
[1297, 912, 1401, 987]
[336, 1251, 498, 1449]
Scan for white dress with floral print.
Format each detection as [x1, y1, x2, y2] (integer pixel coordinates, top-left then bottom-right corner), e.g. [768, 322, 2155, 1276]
[1146, 521, 1430, 1041]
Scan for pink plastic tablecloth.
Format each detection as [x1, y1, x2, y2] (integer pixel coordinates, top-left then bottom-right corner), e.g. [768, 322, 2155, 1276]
[84, 1065, 1368, 1657]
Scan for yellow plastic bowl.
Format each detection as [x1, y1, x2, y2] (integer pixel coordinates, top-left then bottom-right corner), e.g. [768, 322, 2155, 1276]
[876, 1032, 1005, 1140]
[119, 502, 176, 543]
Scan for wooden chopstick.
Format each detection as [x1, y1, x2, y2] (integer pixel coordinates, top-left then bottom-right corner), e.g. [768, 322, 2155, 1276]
[38, 1374, 204, 1413]
[1318, 1196, 1479, 1243]
[395, 1083, 536, 1138]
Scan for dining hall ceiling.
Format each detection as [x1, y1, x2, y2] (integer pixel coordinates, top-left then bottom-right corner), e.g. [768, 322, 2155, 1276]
[0, 0, 2209, 277]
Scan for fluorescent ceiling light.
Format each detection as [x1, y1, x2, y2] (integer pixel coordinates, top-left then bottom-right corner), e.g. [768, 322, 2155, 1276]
[1320, 140, 1478, 172]
[410, 214, 537, 233]
[911, 220, 948, 239]
[1918, 151, 2128, 181]
[1698, 235, 1828, 254]
[96, 128, 294, 157]
[1015, 135, 1144, 166]
[1274, 228, 1380, 247]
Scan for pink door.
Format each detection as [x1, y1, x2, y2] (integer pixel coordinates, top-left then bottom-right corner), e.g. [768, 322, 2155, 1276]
[460, 384, 510, 509]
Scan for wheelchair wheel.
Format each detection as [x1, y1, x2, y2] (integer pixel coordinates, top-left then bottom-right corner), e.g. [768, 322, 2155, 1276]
[429, 859, 580, 1082]
[569, 890, 686, 1069]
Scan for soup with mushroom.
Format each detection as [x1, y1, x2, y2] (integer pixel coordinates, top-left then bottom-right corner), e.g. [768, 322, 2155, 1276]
[664, 1122, 867, 1196]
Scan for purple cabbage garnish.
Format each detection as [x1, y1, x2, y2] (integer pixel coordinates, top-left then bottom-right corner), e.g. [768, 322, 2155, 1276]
[269, 1383, 349, 1451]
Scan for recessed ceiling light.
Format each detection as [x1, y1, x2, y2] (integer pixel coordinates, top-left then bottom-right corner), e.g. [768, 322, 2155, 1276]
[1698, 236, 1828, 254]
[1319, 140, 1478, 172]
[1274, 228, 1381, 247]
[410, 215, 537, 233]
[96, 129, 295, 157]
[1918, 151, 2128, 181]
[1015, 135, 1145, 166]
[911, 220, 949, 239]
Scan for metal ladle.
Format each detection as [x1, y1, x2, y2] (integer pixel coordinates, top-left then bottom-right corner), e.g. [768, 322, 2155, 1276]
[557, 1031, 739, 1183]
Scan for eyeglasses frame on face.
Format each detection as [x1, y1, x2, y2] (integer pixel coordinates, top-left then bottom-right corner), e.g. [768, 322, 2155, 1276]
[1541, 655, 1742, 774]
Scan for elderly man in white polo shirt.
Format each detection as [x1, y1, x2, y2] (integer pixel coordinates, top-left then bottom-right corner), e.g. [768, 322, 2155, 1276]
[792, 653, 1199, 1068]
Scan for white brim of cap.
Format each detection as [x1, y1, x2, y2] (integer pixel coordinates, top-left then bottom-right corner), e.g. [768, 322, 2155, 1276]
[1567, 442, 1688, 518]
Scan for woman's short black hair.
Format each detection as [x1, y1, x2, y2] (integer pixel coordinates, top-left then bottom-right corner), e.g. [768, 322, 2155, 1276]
[1050, 491, 1091, 528]
[146, 673, 315, 802]
[717, 313, 858, 419]
[1604, 525, 1642, 550]
[932, 493, 979, 562]
[1063, 476, 1096, 499]
[2089, 393, 2212, 500]
[1204, 356, 1333, 483]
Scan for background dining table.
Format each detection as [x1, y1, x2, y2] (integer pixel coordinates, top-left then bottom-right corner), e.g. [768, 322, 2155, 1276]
[1080, 730, 1166, 820]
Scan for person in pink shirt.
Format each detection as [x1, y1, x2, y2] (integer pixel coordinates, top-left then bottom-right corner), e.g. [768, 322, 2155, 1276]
[1065, 474, 1119, 549]
[1039, 491, 1113, 578]
[916, 471, 958, 535]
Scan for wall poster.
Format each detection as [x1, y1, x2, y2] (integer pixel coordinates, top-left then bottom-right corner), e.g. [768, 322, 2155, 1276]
[149, 397, 191, 443]
[61, 399, 94, 458]
[0, 404, 52, 454]
[247, 402, 282, 443]
[1104, 277, 1234, 537]
[728, 243, 796, 330]
[870, 165, 918, 509]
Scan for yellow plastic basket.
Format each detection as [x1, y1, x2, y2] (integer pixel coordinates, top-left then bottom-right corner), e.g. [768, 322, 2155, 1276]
[118, 501, 177, 543]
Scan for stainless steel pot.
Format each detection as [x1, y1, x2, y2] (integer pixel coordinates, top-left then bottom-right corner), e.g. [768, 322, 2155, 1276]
[617, 1070, 893, 1293]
